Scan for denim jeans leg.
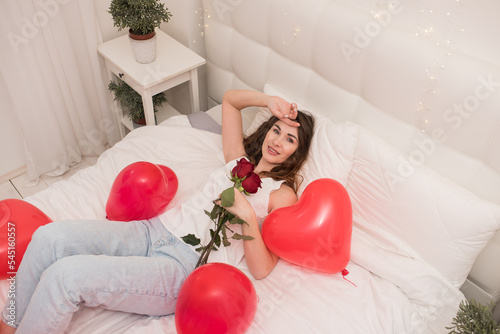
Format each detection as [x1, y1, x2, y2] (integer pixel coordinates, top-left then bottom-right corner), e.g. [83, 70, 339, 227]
[1, 219, 151, 331]
[2, 218, 199, 334]
[16, 250, 192, 333]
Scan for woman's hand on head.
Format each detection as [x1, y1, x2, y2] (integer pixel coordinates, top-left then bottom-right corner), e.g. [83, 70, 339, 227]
[267, 96, 300, 127]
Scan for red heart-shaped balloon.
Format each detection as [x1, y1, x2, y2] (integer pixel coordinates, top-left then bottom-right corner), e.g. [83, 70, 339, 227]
[175, 263, 257, 334]
[0, 199, 52, 279]
[262, 178, 352, 273]
[106, 162, 178, 221]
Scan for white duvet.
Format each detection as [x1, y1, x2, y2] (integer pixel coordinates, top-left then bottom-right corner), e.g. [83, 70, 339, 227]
[0, 116, 463, 333]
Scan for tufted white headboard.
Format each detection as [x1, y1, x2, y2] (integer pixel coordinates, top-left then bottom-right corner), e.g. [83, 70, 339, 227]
[201, 0, 500, 308]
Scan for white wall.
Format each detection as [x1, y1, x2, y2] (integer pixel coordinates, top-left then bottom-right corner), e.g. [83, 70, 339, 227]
[159, 0, 208, 113]
[0, 74, 26, 182]
[94, 0, 125, 42]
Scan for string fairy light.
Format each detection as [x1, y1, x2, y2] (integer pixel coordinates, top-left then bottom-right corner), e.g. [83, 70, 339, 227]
[370, 0, 391, 17]
[283, 0, 301, 46]
[201, 0, 300, 46]
[200, 1, 301, 46]
[192, 7, 205, 46]
[414, 0, 466, 132]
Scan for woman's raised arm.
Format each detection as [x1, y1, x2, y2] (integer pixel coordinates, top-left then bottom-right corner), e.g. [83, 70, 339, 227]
[221, 90, 267, 163]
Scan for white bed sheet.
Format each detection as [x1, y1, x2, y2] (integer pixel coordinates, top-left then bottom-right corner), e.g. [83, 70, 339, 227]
[0, 116, 463, 333]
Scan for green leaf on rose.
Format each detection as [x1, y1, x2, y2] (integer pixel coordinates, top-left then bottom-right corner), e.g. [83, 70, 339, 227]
[206, 205, 221, 220]
[229, 216, 246, 225]
[181, 234, 201, 247]
[222, 225, 231, 247]
[221, 187, 235, 207]
[232, 233, 254, 241]
[221, 212, 233, 225]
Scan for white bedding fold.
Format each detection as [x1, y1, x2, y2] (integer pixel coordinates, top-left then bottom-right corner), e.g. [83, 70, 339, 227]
[351, 228, 463, 333]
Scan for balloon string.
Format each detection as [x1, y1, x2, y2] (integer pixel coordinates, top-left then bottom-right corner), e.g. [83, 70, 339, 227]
[341, 269, 357, 288]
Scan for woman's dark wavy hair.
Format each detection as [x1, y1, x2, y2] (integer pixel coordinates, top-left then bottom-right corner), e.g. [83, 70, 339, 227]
[243, 110, 315, 192]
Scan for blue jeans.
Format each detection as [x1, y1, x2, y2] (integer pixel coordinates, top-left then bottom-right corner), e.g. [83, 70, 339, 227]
[1, 217, 199, 333]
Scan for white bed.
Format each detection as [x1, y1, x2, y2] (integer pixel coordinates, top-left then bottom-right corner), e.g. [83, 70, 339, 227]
[0, 115, 467, 333]
[2, 0, 500, 333]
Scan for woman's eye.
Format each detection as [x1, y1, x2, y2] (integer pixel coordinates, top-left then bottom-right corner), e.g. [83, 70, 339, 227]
[286, 138, 294, 144]
[273, 128, 280, 134]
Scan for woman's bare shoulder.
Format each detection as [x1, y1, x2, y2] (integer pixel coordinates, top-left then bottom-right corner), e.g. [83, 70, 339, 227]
[268, 182, 298, 213]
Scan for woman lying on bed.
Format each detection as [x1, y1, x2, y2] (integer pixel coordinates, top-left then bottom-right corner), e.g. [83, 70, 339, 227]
[0, 89, 315, 334]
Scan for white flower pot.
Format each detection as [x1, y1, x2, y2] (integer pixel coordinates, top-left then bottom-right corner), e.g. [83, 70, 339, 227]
[128, 30, 157, 64]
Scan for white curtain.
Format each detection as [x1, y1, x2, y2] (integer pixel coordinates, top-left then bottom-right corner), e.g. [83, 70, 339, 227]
[0, 0, 120, 184]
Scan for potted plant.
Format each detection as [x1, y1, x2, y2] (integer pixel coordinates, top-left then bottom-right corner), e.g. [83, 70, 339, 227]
[447, 299, 499, 334]
[108, 79, 167, 128]
[108, 0, 173, 64]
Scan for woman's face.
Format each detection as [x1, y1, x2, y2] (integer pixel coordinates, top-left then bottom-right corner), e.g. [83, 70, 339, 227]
[260, 120, 299, 168]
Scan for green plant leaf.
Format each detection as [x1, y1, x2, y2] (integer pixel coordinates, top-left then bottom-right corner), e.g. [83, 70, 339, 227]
[108, 0, 173, 35]
[219, 212, 232, 226]
[107, 79, 166, 121]
[222, 226, 231, 247]
[181, 234, 201, 247]
[213, 205, 224, 218]
[221, 187, 235, 207]
[205, 206, 220, 221]
[230, 216, 247, 225]
[232, 233, 254, 241]
[447, 299, 499, 334]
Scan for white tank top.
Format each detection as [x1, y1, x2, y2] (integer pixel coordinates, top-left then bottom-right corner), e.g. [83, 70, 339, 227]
[158, 157, 284, 266]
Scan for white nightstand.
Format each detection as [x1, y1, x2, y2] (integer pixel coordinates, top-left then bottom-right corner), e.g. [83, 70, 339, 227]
[98, 30, 206, 138]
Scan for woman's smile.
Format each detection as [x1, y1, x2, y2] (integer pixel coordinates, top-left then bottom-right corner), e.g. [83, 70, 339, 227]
[267, 146, 280, 156]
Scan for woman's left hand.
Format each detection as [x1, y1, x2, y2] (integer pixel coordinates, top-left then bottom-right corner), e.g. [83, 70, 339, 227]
[215, 189, 256, 223]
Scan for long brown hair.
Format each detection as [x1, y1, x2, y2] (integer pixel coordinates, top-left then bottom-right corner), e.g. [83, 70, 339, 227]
[243, 110, 315, 192]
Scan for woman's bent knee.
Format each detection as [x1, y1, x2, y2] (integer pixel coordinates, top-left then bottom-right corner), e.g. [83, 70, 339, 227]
[29, 221, 69, 249]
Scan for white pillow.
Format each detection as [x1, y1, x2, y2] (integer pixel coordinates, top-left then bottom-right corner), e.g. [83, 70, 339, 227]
[347, 127, 500, 288]
[243, 107, 273, 137]
[298, 117, 359, 194]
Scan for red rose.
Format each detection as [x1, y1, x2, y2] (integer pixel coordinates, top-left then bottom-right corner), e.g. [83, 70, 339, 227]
[241, 172, 262, 194]
[232, 158, 254, 179]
